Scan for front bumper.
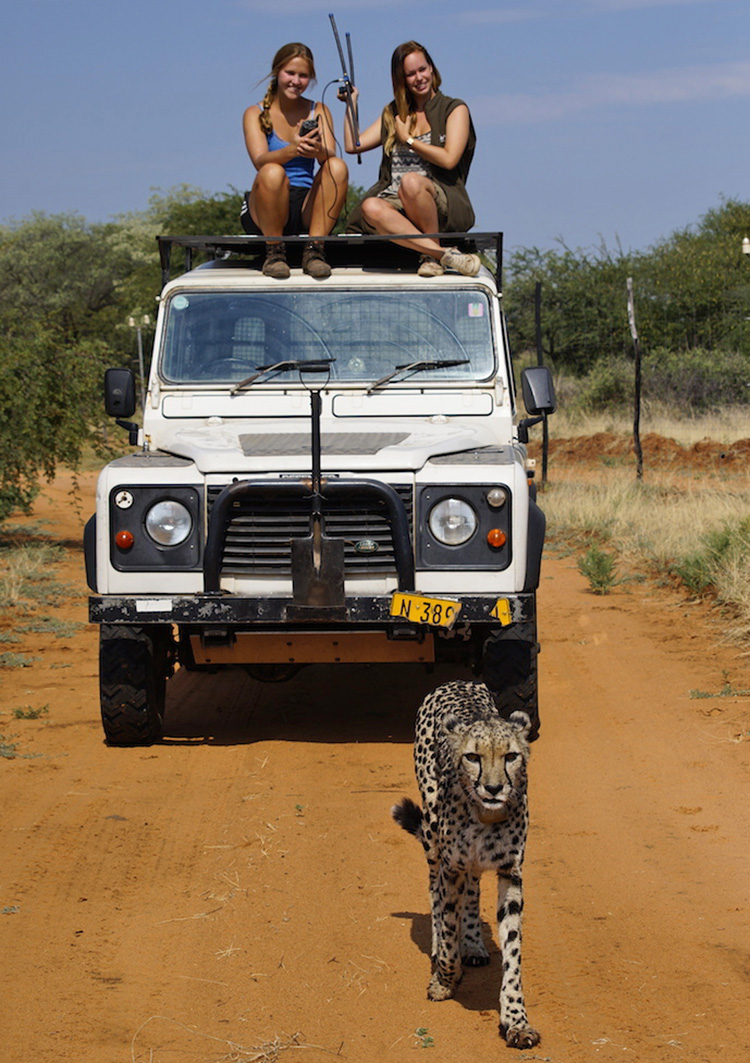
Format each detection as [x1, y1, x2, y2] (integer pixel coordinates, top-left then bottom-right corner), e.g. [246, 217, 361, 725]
[88, 592, 536, 626]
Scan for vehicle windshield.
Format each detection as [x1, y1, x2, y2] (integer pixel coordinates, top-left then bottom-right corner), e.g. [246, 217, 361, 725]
[160, 289, 495, 384]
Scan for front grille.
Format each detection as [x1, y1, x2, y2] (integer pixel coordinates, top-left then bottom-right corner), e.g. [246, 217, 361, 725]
[207, 482, 413, 575]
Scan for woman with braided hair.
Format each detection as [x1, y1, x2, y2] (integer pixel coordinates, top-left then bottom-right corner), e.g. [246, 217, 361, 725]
[242, 43, 348, 279]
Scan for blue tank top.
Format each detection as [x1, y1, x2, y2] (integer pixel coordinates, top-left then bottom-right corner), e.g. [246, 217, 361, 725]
[263, 104, 317, 189]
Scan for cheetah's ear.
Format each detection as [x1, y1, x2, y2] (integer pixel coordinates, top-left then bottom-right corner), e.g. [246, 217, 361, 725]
[509, 710, 532, 739]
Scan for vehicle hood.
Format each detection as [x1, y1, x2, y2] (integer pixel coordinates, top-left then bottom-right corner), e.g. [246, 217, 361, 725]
[151, 417, 504, 474]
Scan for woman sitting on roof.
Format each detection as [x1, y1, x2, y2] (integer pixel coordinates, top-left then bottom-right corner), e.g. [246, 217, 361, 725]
[341, 41, 479, 277]
[241, 42, 348, 280]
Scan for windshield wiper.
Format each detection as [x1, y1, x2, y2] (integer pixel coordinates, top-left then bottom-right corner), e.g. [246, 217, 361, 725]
[230, 359, 335, 395]
[366, 359, 470, 394]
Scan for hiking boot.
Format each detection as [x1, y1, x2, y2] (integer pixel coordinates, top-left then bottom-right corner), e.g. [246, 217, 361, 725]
[440, 246, 481, 277]
[262, 243, 290, 279]
[417, 255, 445, 277]
[302, 240, 331, 279]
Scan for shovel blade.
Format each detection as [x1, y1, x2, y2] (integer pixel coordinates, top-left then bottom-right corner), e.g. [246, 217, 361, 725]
[291, 534, 345, 607]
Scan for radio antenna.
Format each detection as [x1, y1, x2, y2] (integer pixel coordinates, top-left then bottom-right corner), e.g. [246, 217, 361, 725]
[329, 13, 361, 163]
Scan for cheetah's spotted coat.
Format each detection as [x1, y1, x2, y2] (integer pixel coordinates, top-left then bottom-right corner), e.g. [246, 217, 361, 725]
[392, 680, 539, 1049]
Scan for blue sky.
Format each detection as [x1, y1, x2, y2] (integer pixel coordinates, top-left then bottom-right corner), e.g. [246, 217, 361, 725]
[1, 0, 748, 254]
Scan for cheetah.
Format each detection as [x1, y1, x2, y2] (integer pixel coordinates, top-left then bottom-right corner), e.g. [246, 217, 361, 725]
[392, 680, 539, 1049]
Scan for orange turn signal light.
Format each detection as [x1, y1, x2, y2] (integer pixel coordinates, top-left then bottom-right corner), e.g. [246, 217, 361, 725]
[115, 530, 135, 550]
[487, 528, 507, 549]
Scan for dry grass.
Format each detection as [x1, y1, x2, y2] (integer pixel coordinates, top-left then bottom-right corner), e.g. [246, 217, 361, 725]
[130, 1016, 336, 1063]
[540, 416, 750, 643]
[550, 404, 750, 446]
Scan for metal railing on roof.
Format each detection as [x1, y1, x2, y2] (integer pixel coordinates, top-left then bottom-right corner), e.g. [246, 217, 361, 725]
[156, 232, 503, 289]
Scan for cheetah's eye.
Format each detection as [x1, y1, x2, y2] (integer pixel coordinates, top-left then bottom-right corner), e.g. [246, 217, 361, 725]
[463, 752, 481, 765]
[505, 752, 520, 763]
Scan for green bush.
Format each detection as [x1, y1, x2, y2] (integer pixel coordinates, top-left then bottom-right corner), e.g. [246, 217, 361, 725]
[644, 347, 750, 411]
[671, 519, 750, 595]
[573, 359, 634, 413]
[577, 545, 619, 594]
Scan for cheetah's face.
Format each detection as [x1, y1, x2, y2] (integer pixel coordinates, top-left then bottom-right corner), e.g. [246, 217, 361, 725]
[446, 714, 529, 823]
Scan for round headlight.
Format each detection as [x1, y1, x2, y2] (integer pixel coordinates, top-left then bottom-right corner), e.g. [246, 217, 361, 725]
[145, 500, 192, 546]
[428, 498, 477, 546]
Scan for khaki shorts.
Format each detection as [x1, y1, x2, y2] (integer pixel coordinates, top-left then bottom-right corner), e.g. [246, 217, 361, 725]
[378, 180, 449, 227]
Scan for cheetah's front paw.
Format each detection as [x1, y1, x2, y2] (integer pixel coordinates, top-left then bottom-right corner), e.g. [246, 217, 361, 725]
[427, 974, 457, 1001]
[502, 1022, 541, 1049]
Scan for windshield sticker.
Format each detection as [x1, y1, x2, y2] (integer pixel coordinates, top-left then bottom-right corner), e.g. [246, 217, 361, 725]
[467, 303, 484, 318]
[172, 295, 189, 311]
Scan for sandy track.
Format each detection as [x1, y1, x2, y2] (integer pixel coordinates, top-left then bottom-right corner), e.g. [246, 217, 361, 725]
[0, 471, 748, 1063]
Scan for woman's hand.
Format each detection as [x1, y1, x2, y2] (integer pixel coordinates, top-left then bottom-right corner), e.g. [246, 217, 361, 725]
[394, 115, 411, 144]
[295, 125, 322, 157]
[337, 83, 359, 106]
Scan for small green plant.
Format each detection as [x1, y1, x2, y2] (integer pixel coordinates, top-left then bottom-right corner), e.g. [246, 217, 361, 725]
[0, 735, 19, 758]
[413, 1028, 435, 1049]
[689, 672, 750, 699]
[23, 580, 78, 606]
[18, 618, 84, 639]
[0, 733, 42, 760]
[577, 545, 618, 595]
[294, 804, 305, 817]
[0, 652, 41, 669]
[12, 705, 49, 720]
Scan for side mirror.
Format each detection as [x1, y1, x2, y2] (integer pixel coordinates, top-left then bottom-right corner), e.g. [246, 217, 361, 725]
[104, 368, 139, 445]
[104, 368, 136, 418]
[521, 365, 556, 416]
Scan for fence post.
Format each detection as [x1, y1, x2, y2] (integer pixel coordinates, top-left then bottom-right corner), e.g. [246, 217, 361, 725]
[626, 277, 643, 481]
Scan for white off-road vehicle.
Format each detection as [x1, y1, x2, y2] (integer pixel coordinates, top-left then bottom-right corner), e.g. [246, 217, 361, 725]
[85, 233, 555, 745]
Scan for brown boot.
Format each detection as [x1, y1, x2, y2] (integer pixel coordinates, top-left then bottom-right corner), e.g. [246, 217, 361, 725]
[302, 240, 331, 279]
[262, 243, 290, 279]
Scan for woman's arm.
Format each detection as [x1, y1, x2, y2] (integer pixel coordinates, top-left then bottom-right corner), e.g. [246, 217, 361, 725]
[243, 104, 325, 170]
[243, 105, 297, 171]
[340, 88, 382, 155]
[394, 103, 470, 171]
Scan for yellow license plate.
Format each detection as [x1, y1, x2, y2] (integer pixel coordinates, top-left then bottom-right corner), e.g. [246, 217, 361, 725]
[490, 598, 513, 626]
[390, 592, 462, 630]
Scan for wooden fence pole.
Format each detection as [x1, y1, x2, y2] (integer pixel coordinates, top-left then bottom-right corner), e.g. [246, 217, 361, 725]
[626, 277, 644, 480]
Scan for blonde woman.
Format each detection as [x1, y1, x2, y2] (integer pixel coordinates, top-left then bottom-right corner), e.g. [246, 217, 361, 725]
[242, 42, 348, 278]
[343, 41, 479, 277]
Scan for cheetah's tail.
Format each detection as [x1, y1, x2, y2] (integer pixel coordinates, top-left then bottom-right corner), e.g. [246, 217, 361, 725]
[391, 797, 423, 836]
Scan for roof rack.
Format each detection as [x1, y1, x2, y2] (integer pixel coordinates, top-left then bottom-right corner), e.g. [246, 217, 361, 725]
[156, 231, 503, 290]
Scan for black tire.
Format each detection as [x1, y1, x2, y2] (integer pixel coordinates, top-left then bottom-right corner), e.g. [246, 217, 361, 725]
[482, 634, 540, 741]
[99, 624, 173, 746]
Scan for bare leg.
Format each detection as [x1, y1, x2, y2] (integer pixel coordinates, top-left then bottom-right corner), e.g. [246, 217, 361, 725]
[304, 156, 349, 237]
[360, 196, 445, 259]
[398, 173, 442, 254]
[249, 163, 290, 236]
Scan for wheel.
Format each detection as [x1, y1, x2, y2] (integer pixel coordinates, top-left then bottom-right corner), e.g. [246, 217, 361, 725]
[482, 633, 540, 741]
[99, 624, 173, 746]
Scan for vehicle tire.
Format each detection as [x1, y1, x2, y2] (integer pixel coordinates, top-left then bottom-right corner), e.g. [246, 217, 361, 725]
[99, 624, 173, 746]
[482, 633, 540, 741]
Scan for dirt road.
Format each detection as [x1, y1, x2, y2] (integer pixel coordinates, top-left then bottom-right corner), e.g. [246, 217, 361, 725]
[1, 470, 748, 1063]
